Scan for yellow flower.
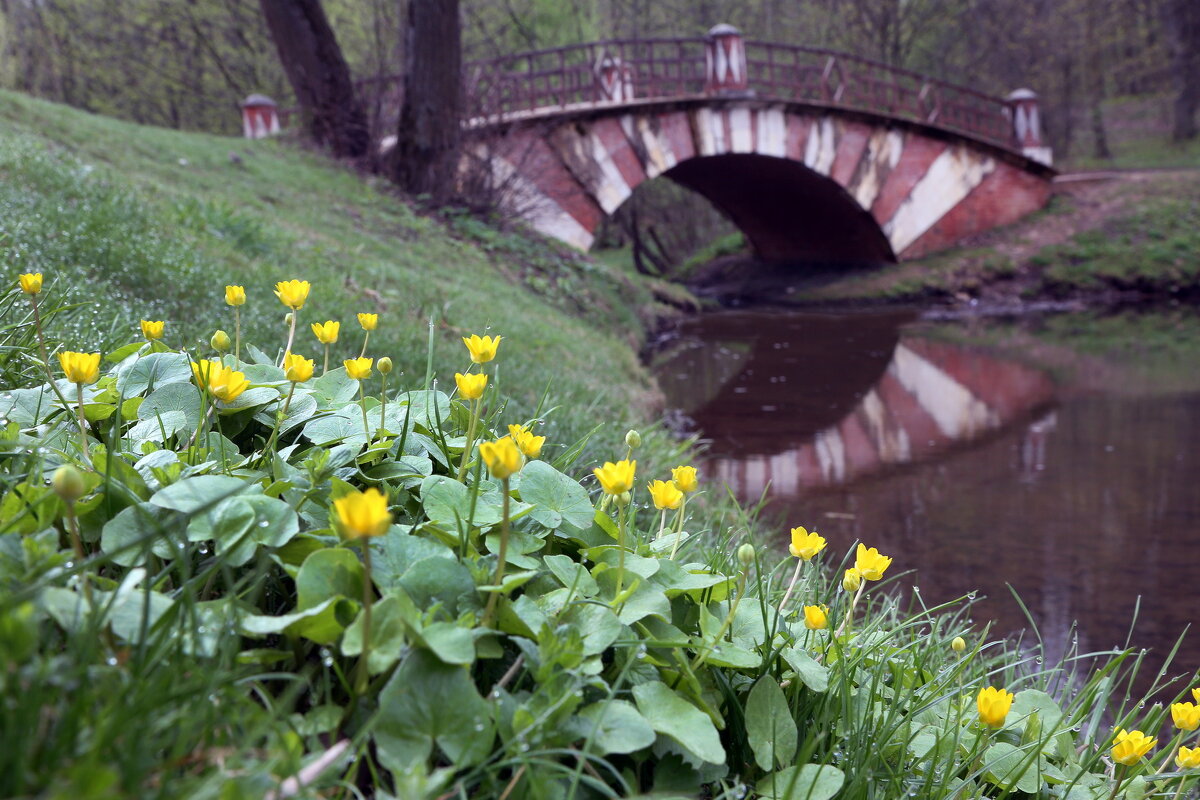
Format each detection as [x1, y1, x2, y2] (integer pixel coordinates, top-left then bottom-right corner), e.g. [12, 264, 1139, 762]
[283, 352, 314, 383]
[225, 285, 246, 306]
[357, 313, 378, 331]
[803, 605, 828, 630]
[191, 359, 250, 403]
[1111, 729, 1156, 766]
[1194, 688, 1200, 704]
[463, 334, 501, 364]
[842, 568, 862, 592]
[333, 487, 392, 539]
[1178, 745, 1200, 769]
[344, 357, 373, 381]
[19, 273, 42, 295]
[58, 352, 101, 385]
[952, 636, 967, 653]
[507, 424, 545, 459]
[977, 686, 1015, 728]
[479, 436, 523, 479]
[855, 543, 893, 581]
[311, 320, 340, 344]
[140, 320, 165, 341]
[1172, 702, 1200, 731]
[274, 279, 310, 310]
[647, 479, 683, 510]
[788, 527, 827, 560]
[671, 465, 699, 493]
[594, 459, 636, 495]
[455, 371, 487, 400]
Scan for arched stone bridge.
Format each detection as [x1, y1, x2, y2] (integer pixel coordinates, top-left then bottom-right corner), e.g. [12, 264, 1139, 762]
[463, 27, 1056, 264]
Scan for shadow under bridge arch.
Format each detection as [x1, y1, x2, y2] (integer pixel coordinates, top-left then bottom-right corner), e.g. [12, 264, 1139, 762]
[658, 153, 896, 265]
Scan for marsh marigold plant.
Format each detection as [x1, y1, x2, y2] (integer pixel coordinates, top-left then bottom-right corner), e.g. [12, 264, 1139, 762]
[333, 487, 392, 539]
[977, 686, 1015, 728]
[1111, 729, 1156, 766]
[789, 527, 827, 560]
[463, 334, 501, 364]
[594, 460, 636, 495]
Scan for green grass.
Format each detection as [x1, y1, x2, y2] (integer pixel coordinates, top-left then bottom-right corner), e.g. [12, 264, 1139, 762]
[0, 89, 668, 464]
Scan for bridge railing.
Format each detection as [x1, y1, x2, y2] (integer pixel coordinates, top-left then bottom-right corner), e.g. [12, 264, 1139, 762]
[462, 35, 1022, 152]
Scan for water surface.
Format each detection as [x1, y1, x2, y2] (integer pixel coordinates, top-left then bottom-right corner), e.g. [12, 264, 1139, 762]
[652, 308, 1200, 679]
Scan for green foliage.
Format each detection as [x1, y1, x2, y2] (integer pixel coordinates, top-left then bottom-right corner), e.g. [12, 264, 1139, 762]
[3, 293, 1195, 799]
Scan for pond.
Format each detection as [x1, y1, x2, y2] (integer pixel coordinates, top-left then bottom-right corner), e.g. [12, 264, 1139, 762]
[651, 307, 1200, 684]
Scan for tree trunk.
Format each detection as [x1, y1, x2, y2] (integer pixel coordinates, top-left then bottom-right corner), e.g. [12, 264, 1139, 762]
[258, 0, 368, 158]
[1164, 0, 1200, 141]
[389, 0, 461, 203]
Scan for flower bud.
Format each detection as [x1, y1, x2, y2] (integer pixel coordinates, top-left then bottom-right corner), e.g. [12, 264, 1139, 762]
[284, 313, 294, 326]
[737, 543, 756, 566]
[210, 330, 231, 353]
[52, 465, 87, 502]
[624, 429, 641, 449]
[615, 491, 632, 507]
[842, 568, 862, 592]
[377, 357, 393, 375]
[952, 636, 967, 653]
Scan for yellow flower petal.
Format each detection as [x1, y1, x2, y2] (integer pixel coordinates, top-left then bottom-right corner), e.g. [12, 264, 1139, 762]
[333, 487, 392, 539]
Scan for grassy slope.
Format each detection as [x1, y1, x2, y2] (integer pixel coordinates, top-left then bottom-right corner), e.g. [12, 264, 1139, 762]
[0, 90, 672, 459]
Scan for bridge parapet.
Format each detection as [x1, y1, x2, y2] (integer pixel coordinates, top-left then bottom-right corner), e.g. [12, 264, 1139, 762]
[463, 30, 1047, 161]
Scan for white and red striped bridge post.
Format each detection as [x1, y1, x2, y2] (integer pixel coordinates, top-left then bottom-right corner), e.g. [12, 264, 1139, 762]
[705, 24, 750, 96]
[1007, 89, 1052, 166]
[241, 94, 281, 139]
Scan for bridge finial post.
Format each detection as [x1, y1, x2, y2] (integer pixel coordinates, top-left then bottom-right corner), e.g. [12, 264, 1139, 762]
[1006, 88, 1052, 166]
[241, 94, 281, 139]
[705, 24, 751, 96]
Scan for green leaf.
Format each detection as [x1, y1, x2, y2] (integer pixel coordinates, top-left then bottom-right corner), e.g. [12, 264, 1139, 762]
[746, 677, 798, 770]
[421, 475, 503, 530]
[415, 622, 476, 665]
[1010, 689, 1064, 736]
[543, 554, 599, 596]
[574, 699, 656, 755]
[296, 547, 364, 611]
[240, 596, 359, 645]
[100, 503, 179, 566]
[982, 741, 1044, 793]
[395, 390, 451, 430]
[150, 475, 250, 515]
[518, 460, 594, 530]
[781, 646, 829, 692]
[560, 601, 623, 656]
[118, 352, 192, 397]
[615, 580, 671, 625]
[375, 649, 494, 771]
[756, 765, 845, 800]
[311, 367, 359, 405]
[342, 594, 409, 674]
[138, 382, 203, 432]
[632, 681, 726, 766]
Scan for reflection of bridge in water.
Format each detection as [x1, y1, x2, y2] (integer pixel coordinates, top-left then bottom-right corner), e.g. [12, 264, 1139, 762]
[653, 311, 1056, 497]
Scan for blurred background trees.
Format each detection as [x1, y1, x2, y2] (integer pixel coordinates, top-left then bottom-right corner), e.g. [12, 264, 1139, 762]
[1, 0, 1194, 268]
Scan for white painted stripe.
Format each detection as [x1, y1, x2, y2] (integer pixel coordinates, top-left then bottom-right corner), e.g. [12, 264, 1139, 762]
[858, 388, 911, 463]
[803, 117, 836, 175]
[694, 108, 717, 156]
[482, 150, 594, 251]
[635, 115, 678, 179]
[588, 132, 633, 214]
[814, 429, 846, 483]
[755, 106, 787, 158]
[883, 147, 995, 253]
[851, 129, 904, 210]
[729, 107, 753, 153]
[889, 344, 997, 438]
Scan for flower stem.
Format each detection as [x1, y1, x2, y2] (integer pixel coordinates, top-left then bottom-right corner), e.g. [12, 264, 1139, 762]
[668, 496, 688, 559]
[835, 583, 866, 639]
[777, 558, 805, 621]
[481, 477, 511, 628]
[615, 504, 627, 599]
[358, 382, 370, 440]
[63, 498, 92, 606]
[354, 541, 374, 696]
[380, 374, 388, 430]
[323, 342, 330, 375]
[360, 331, 370, 359]
[281, 309, 298, 365]
[456, 397, 480, 483]
[29, 295, 77, 428]
[692, 569, 747, 671]
[234, 307, 241, 362]
[259, 382, 296, 469]
[74, 383, 91, 466]
[1106, 765, 1128, 800]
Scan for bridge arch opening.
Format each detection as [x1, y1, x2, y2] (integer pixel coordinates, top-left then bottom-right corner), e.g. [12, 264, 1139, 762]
[653, 153, 897, 266]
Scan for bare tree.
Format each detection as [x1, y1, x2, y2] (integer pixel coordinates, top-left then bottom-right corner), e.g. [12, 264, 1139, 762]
[388, 0, 461, 203]
[259, 0, 368, 158]
[1164, 0, 1200, 140]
